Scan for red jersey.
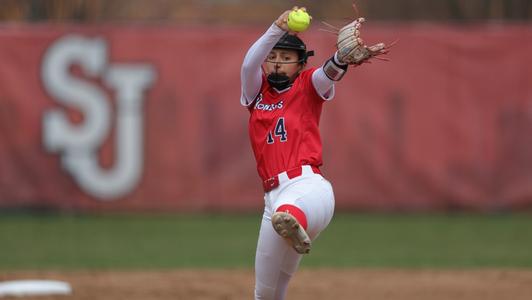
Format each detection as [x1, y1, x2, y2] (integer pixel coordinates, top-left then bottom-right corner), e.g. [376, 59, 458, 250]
[247, 68, 326, 181]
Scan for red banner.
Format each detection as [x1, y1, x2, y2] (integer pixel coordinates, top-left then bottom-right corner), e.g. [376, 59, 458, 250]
[1, 23, 531, 212]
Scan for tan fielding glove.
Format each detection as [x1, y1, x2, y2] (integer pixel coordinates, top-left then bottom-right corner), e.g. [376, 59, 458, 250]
[336, 18, 388, 65]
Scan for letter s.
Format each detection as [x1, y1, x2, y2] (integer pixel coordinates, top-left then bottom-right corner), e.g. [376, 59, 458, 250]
[41, 35, 110, 152]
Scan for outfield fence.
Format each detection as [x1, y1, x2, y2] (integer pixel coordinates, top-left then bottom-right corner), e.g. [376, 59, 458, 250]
[1, 23, 531, 212]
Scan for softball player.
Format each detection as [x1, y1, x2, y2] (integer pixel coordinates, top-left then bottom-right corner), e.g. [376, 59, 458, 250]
[240, 7, 388, 300]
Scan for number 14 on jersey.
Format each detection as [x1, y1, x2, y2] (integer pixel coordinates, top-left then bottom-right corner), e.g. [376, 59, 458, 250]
[267, 117, 287, 144]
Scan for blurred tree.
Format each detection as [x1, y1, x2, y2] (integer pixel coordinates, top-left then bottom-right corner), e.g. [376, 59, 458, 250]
[0, 0, 530, 22]
[0, 0, 30, 21]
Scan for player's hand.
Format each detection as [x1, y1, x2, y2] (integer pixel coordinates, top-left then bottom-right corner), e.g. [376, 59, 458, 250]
[275, 6, 307, 33]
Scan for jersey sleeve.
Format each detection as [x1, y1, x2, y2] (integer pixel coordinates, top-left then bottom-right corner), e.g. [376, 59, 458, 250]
[298, 68, 333, 103]
[246, 75, 268, 113]
[311, 67, 335, 101]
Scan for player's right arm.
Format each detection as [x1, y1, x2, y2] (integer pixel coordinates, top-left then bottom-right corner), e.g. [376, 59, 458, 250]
[240, 11, 292, 107]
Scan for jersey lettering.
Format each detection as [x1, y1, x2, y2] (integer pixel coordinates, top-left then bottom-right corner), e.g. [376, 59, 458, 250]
[254, 97, 284, 111]
[267, 131, 274, 144]
[274, 117, 287, 142]
[267, 117, 287, 144]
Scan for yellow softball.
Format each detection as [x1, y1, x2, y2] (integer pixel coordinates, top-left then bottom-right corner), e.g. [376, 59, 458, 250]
[287, 9, 311, 32]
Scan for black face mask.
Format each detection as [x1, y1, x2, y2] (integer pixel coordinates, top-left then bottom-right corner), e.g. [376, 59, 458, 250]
[267, 73, 291, 90]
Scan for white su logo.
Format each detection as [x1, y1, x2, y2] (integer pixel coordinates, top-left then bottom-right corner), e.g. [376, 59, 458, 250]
[41, 34, 156, 200]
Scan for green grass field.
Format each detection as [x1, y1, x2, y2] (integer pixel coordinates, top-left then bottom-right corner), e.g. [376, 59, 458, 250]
[1, 213, 532, 270]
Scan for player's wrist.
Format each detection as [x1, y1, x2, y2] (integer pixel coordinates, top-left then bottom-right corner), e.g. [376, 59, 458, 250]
[334, 52, 348, 66]
[272, 21, 287, 33]
[323, 54, 348, 81]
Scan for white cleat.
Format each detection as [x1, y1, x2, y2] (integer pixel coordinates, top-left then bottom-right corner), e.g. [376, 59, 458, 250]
[271, 212, 311, 254]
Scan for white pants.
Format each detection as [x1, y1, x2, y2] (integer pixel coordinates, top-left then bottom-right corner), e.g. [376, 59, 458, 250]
[254, 165, 335, 300]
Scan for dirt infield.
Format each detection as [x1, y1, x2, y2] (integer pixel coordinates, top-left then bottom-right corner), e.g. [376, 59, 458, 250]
[2, 269, 532, 300]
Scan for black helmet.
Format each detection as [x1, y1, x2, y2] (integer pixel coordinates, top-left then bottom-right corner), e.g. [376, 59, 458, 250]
[273, 33, 314, 63]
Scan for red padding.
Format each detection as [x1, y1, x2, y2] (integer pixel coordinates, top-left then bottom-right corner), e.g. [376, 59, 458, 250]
[276, 204, 308, 230]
